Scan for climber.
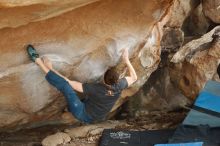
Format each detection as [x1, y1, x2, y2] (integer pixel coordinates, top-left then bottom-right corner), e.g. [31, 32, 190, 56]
[27, 45, 137, 123]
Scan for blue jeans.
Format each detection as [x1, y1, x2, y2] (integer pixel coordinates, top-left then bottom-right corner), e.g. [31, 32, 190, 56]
[45, 70, 93, 123]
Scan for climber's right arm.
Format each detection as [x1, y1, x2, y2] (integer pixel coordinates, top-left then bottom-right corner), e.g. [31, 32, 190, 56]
[122, 49, 137, 87]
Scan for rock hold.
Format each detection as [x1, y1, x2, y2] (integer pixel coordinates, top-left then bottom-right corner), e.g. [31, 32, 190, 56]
[42, 132, 71, 146]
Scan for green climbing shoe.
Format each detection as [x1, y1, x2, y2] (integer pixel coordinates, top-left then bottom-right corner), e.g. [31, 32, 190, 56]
[27, 44, 39, 62]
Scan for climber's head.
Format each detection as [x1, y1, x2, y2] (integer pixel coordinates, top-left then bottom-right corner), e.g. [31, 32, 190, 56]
[217, 63, 220, 79]
[104, 67, 119, 85]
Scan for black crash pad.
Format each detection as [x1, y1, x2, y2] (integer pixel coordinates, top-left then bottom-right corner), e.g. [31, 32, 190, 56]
[99, 129, 175, 146]
[169, 125, 220, 146]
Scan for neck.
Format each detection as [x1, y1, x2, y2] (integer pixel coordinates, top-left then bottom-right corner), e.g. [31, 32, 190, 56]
[103, 80, 112, 87]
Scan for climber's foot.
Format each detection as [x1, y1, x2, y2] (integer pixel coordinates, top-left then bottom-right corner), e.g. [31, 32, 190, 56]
[27, 44, 39, 62]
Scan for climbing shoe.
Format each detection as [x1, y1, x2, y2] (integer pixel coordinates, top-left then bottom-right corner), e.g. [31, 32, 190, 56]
[27, 44, 39, 62]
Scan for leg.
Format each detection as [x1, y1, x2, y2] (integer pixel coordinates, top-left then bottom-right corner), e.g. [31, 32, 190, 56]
[35, 58, 50, 74]
[62, 84, 93, 123]
[27, 45, 92, 123]
[45, 70, 92, 122]
[42, 57, 68, 81]
[37, 57, 72, 93]
[27, 45, 50, 74]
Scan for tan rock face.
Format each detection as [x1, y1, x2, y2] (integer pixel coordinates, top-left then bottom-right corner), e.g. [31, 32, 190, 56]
[129, 0, 220, 118]
[0, 0, 172, 130]
[42, 132, 71, 146]
[1, 0, 220, 131]
[127, 0, 211, 114]
[202, 0, 220, 23]
[166, 0, 200, 28]
[0, 0, 100, 28]
[170, 27, 220, 99]
[182, 3, 210, 36]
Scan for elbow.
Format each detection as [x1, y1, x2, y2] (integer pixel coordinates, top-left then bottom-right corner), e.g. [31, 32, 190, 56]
[135, 76, 138, 82]
[133, 75, 138, 82]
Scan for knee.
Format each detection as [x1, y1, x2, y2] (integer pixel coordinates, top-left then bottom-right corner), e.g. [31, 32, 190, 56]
[62, 83, 76, 95]
[69, 102, 81, 113]
[73, 102, 80, 109]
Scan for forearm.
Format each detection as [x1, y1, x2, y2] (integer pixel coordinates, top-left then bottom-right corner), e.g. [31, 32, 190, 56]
[121, 48, 137, 86]
[125, 59, 137, 80]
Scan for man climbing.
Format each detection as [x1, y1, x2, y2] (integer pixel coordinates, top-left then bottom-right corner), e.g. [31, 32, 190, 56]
[27, 45, 137, 123]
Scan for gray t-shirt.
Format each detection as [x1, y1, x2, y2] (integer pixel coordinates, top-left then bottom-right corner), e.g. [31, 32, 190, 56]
[82, 78, 128, 121]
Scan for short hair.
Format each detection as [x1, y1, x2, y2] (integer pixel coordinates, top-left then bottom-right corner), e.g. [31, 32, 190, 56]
[217, 64, 220, 78]
[104, 68, 119, 85]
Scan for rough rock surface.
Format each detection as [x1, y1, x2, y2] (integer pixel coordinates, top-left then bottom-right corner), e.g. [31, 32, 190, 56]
[42, 132, 71, 146]
[170, 26, 220, 99]
[0, 0, 100, 29]
[202, 0, 220, 23]
[0, 0, 220, 134]
[182, 4, 210, 36]
[128, 66, 190, 115]
[125, 0, 220, 116]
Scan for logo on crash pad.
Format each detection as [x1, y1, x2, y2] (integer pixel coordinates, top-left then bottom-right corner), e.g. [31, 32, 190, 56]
[110, 131, 131, 139]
